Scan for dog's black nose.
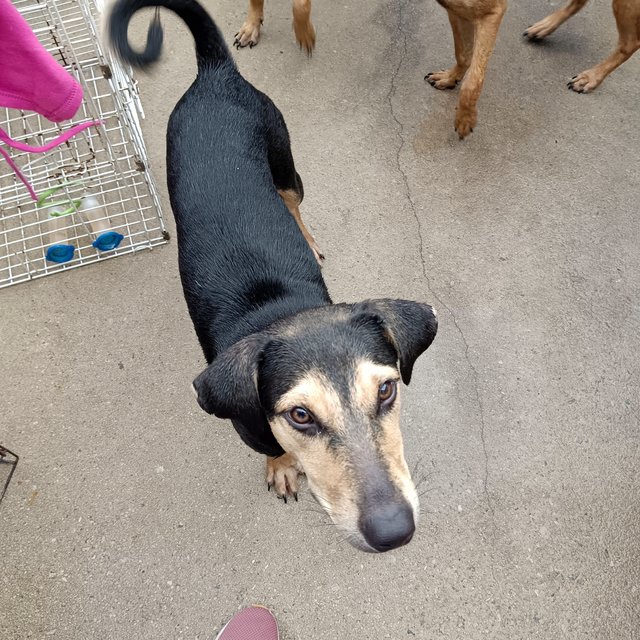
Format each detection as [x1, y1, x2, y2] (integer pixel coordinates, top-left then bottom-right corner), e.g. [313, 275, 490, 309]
[361, 502, 415, 552]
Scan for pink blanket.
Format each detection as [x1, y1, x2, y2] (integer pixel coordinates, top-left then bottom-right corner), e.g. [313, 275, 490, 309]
[0, 0, 101, 201]
[0, 0, 83, 121]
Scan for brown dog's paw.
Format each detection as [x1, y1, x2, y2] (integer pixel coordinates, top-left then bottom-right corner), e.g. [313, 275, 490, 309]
[293, 20, 315, 55]
[567, 70, 602, 94]
[523, 15, 561, 41]
[266, 453, 304, 503]
[234, 18, 263, 49]
[454, 107, 477, 140]
[425, 70, 459, 90]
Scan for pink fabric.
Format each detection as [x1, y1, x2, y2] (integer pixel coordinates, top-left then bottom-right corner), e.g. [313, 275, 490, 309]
[216, 606, 279, 640]
[0, 0, 103, 201]
[0, 0, 82, 121]
[0, 145, 37, 200]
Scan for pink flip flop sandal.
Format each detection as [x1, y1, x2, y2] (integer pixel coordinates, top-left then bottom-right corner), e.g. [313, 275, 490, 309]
[215, 606, 279, 640]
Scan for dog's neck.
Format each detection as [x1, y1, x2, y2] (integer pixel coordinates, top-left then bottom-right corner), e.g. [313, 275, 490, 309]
[219, 286, 331, 353]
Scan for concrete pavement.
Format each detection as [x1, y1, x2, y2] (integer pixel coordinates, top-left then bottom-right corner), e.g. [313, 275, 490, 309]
[1, 0, 638, 638]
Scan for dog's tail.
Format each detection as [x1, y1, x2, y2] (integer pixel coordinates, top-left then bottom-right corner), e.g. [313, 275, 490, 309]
[107, 0, 230, 70]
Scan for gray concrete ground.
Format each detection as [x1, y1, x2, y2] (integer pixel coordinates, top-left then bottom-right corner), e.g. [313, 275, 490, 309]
[1, 0, 639, 638]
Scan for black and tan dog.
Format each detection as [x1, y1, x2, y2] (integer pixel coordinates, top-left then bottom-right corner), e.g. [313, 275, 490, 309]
[108, 0, 437, 552]
[234, 0, 315, 53]
[524, 0, 640, 93]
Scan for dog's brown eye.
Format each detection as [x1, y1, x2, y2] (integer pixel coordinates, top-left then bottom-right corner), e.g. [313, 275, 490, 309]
[378, 380, 397, 406]
[288, 406, 313, 426]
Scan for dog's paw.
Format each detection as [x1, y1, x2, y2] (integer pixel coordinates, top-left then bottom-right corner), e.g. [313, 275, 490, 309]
[454, 106, 477, 140]
[523, 15, 561, 41]
[567, 70, 602, 94]
[234, 19, 263, 49]
[293, 20, 315, 55]
[425, 70, 459, 90]
[266, 453, 304, 503]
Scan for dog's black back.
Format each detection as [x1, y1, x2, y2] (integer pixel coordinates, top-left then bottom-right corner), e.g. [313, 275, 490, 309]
[109, 0, 329, 362]
[168, 75, 329, 360]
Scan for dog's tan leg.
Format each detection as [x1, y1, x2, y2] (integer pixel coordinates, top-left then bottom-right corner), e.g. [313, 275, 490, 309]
[234, 0, 265, 48]
[455, 4, 506, 139]
[278, 188, 324, 264]
[425, 11, 474, 90]
[266, 452, 304, 502]
[292, 0, 315, 54]
[524, 0, 589, 40]
[568, 0, 640, 92]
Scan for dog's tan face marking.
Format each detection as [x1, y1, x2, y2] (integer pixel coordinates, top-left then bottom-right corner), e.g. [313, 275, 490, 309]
[355, 362, 420, 517]
[271, 372, 350, 516]
[267, 360, 418, 550]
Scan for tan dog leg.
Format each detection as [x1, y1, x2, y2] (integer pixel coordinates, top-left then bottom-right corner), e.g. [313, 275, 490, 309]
[278, 188, 324, 264]
[455, 5, 506, 139]
[292, 0, 316, 54]
[426, 11, 474, 89]
[524, 0, 589, 40]
[568, 0, 640, 92]
[234, 0, 264, 48]
[266, 452, 304, 502]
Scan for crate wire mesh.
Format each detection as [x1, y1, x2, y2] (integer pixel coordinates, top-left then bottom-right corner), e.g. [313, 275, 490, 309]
[0, 0, 167, 288]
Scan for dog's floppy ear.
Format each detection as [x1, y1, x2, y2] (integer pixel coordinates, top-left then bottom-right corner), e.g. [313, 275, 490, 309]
[192, 333, 270, 419]
[354, 299, 438, 385]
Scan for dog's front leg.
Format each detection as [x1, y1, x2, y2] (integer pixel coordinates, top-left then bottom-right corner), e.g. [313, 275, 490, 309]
[266, 452, 305, 503]
[455, 5, 506, 139]
[292, 0, 315, 54]
[277, 188, 324, 264]
[568, 0, 640, 93]
[524, 0, 589, 41]
[235, 0, 265, 48]
[425, 11, 474, 90]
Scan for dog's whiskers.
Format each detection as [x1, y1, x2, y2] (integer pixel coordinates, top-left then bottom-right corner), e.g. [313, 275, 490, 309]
[302, 506, 328, 517]
[307, 521, 338, 529]
[410, 456, 425, 480]
[414, 470, 436, 486]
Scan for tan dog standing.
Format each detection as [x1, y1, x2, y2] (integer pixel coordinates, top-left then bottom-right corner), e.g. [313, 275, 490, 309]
[524, 0, 640, 93]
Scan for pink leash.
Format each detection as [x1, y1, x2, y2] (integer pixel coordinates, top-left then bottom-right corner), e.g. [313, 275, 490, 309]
[0, 120, 102, 201]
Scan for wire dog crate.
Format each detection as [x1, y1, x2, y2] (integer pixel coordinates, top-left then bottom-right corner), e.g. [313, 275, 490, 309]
[0, 0, 167, 288]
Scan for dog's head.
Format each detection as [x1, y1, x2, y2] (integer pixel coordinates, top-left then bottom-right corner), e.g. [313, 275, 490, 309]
[193, 299, 437, 552]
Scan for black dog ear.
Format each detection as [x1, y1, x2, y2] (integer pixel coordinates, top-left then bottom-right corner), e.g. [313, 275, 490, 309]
[354, 299, 438, 385]
[192, 333, 270, 419]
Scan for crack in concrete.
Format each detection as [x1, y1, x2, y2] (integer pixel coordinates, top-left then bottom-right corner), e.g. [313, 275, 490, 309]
[385, 0, 495, 519]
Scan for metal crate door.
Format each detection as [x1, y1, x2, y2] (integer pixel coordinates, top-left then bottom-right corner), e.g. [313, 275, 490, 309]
[0, 0, 167, 288]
